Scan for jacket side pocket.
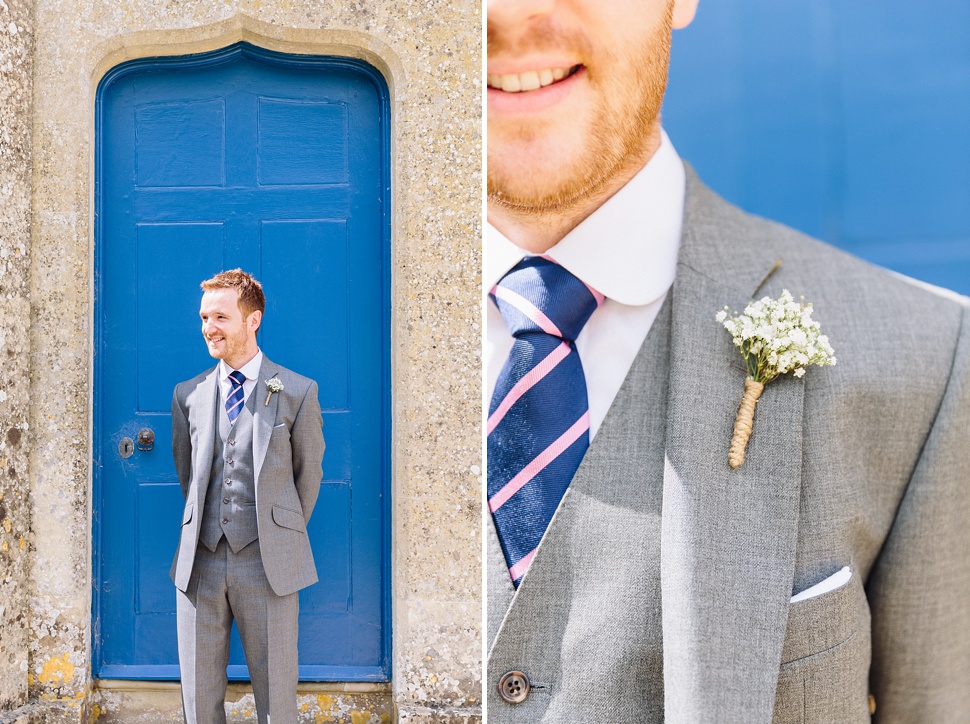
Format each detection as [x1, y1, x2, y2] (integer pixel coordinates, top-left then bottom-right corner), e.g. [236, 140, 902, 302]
[272, 504, 307, 533]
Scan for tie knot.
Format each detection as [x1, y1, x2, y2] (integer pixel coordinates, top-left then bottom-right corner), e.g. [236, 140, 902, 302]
[492, 257, 601, 342]
[229, 370, 246, 388]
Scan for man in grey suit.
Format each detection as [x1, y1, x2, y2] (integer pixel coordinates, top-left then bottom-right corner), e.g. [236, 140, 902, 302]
[487, 0, 970, 721]
[170, 269, 325, 724]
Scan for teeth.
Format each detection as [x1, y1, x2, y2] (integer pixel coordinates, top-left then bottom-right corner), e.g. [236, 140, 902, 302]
[519, 71, 540, 91]
[487, 66, 576, 93]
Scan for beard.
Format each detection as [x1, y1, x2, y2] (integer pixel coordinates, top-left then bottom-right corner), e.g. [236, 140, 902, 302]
[487, 7, 674, 218]
[205, 328, 248, 363]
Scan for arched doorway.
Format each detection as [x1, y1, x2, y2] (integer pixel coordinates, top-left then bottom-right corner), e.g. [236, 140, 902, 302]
[93, 42, 391, 682]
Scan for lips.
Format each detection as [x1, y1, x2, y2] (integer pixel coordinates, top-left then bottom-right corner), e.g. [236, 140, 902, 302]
[487, 65, 581, 93]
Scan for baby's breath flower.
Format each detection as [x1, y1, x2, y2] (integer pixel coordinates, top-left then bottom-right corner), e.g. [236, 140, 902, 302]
[264, 376, 284, 406]
[716, 289, 836, 385]
[266, 377, 284, 393]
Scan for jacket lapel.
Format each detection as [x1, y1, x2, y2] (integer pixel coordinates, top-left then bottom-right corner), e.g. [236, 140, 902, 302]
[253, 356, 280, 482]
[486, 513, 517, 648]
[191, 366, 220, 510]
[661, 169, 805, 723]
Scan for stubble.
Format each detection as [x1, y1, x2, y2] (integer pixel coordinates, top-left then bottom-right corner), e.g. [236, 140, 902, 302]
[487, 7, 674, 222]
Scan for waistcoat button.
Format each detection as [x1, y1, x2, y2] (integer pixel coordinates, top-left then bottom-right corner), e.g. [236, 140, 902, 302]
[497, 671, 530, 705]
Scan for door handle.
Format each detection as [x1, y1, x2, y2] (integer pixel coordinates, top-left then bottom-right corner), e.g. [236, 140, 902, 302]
[136, 429, 155, 452]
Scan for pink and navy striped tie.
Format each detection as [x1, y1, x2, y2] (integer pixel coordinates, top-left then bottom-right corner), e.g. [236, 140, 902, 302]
[225, 370, 246, 426]
[488, 257, 602, 586]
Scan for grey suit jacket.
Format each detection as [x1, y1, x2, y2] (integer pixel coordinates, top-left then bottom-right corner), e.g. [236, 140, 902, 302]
[170, 355, 325, 597]
[487, 169, 970, 722]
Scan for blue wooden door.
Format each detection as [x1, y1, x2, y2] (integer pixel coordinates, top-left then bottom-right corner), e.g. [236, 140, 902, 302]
[663, 0, 970, 295]
[94, 43, 390, 681]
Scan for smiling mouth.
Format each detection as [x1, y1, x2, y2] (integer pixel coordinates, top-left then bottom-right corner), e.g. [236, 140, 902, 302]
[487, 65, 582, 93]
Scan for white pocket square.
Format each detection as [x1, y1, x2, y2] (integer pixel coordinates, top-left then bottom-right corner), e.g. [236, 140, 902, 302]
[790, 566, 851, 603]
[273, 422, 286, 428]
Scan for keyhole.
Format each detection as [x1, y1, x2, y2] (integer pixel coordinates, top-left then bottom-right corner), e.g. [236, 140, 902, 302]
[119, 437, 134, 459]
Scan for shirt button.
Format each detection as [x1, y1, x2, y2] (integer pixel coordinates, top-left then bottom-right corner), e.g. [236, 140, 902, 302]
[227, 459, 234, 466]
[221, 518, 229, 525]
[225, 478, 232, 486]
[228, 439, 235, 446]
[222, 498, 229, 504]
[497, 671, 530, 705]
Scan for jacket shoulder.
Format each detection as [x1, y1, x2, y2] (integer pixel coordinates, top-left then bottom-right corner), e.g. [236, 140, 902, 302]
[686, 169, 969, 324]
[265, 362, 318, 397]
[683, 168, 969, 402]
[173, 366, 217, 401]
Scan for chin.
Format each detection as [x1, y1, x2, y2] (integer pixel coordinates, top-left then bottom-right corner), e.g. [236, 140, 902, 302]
[488, 161, 593, 212]
[488, 175, 586, 215]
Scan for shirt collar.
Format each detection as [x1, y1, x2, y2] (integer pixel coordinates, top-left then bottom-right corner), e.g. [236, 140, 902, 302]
[219, 349, 263, 382]
[486, 129, 686, 307]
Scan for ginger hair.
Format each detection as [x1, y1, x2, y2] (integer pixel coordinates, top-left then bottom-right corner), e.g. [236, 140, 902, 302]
[200, 269, 266, 324]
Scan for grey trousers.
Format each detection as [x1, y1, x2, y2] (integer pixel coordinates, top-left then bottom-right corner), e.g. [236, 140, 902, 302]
[176, 537, 299, 724]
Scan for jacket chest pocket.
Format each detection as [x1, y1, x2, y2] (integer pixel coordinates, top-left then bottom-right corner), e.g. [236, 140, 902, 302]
[772, 567, 872, 724]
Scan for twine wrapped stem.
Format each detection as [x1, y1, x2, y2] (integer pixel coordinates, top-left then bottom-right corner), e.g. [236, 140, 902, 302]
[728, 377, 764, 469]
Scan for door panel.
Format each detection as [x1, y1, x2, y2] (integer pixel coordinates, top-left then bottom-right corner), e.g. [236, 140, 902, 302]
[95, 43, 390, 681]
[664, 0, 970, 295]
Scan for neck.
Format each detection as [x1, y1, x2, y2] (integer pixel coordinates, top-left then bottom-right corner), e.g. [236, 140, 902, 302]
[226, 346, 259, 371]
[488, 128, 662, 253]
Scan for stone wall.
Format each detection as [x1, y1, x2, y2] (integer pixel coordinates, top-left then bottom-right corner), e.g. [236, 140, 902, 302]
[11, 1, 481, 722]
[0, 0, 32, 716]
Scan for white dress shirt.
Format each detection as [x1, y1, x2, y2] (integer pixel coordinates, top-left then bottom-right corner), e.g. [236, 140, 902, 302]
[218, 350, 263, 407]
[486, 130, 686, 440]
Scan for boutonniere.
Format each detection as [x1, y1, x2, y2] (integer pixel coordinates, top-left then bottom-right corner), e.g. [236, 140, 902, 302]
[716, 290, 836, 468]
[264, 376, 284, 406]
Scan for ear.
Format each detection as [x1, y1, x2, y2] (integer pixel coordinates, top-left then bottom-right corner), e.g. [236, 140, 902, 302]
[248, 309, 262, 334]
[672, 0, 699, 29]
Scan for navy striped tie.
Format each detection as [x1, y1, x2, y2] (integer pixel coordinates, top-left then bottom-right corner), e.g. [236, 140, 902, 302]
[225, 370, 246, 426]
[488, 257, 602, 586]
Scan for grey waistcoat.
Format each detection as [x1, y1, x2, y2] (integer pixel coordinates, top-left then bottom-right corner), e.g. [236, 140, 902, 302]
[487, 297, 671, 723]
[199, 389, 259, 553]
